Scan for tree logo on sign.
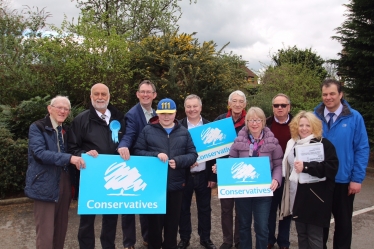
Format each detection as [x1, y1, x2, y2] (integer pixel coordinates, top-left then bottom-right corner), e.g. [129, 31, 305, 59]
[231, 162, 259, 182]
[104, 162, 147, 196]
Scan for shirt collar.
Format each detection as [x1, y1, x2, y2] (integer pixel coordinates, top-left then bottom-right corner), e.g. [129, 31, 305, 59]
[49, 116, 59, 129]
[274, 114, 289, 124]
[95, 109, 111, 119]
[140, 104, 153, 115]
[324, 103, 343, 118]
[187, 116, 203, 128]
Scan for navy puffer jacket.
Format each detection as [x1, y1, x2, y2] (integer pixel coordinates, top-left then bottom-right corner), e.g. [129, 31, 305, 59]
[25, 115, 72, 202]
[133, 118, 198, 191]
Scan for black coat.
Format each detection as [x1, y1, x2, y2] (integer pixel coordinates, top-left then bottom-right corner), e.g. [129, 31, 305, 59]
[67, 103, 126, 156]
[67, 103, 126, 198]
[292, 138, 339, 227]
[178, 117, 217, 183]
[133, 118, 198, 192]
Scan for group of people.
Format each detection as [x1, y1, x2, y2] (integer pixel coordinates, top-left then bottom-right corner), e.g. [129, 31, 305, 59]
[25, 78, 369, 249]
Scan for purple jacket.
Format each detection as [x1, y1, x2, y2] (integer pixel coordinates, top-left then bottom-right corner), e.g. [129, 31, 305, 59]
[229, 126, 283, 186]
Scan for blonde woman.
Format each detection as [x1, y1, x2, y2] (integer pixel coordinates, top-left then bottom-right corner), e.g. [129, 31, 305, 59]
[280, 111, 338, 249]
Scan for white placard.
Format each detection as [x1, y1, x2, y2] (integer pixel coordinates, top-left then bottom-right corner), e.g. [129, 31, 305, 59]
[295, 143, 326, 184]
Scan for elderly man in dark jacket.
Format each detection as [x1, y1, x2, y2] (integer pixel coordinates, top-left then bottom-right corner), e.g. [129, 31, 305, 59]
[133, 98, 198, 249]
[25, 95, 85, 249]
[68, 83, 126, 249]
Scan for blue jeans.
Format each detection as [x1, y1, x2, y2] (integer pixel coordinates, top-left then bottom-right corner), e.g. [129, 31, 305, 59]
[268, 177, 291, 247]
[235, 197, 272, 249]
[179, 171, 212, 241]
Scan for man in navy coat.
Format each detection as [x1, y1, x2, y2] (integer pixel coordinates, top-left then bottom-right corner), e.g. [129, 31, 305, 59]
[118, 80, 157, 249]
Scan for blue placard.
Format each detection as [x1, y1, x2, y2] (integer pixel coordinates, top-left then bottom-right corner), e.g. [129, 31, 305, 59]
[216, 157, 273, 198]
[188, 118, 237, 163]
[78, 154, 167, 214]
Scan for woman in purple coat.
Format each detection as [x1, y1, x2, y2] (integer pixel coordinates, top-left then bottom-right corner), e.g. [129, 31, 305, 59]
[230, 107, 283, 249]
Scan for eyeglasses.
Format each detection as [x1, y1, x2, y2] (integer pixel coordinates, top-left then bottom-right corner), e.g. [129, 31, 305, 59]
[51, 105, 70, 112]
[231, 100, 245, 104]
[138, 90, 154, 95]
[273, 104, 289, 108]
[247, 119, 262, 124]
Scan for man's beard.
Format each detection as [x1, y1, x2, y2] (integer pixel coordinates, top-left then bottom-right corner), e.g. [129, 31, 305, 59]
[92, 100, 109, 111]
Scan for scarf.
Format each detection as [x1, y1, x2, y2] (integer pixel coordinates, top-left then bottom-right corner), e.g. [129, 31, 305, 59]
[289, 134, 315, 182]
[226, 109, 246, 128]
[248, 131, 265, 157]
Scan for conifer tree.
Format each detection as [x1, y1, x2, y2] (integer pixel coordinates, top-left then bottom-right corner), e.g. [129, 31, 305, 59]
[332, 0, 374, 147]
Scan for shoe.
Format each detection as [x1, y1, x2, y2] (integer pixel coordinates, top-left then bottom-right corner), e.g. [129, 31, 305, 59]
[267, 244, 274, 249]
[177, 239, 190, 249]
[143, 241, 148, 247]
[219, 243, 232, 249]
[200, 239, 217, 249]
[234, 242, 240, 248]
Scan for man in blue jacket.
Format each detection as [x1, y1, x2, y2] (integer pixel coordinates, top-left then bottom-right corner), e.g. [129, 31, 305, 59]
[314, 79, 369, 249]
[118, 80, 157, 249]
[25, 95, 85, 249]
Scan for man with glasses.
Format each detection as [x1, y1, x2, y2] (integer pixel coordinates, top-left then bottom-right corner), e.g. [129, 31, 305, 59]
[266, 93, 293, 249]
[68, 83, 126, 249]
[25, 95, 85, 249]
[118, 80, 157, 249]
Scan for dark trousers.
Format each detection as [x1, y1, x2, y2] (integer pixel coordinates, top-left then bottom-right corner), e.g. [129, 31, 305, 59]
[220, 198, 240, 245]
[148, 190, 183, 249]
[323, 183, 355, 249]
[121, 214, 148, 247]
[34, 170, 71, 249]
[268, 177, 292, 247]
[235, 197, 272, 249]
[296, 221, 323, 249]
[179, 171, 212, 241]
[78, 214, 118, 249]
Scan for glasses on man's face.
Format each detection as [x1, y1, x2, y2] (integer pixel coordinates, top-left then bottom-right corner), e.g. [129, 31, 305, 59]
[247, 119, 262, 124]
[138, 90, 154, 95]
[231, 99, 245, 105]
[273, 104, 289, 108]
[51, 105, 70, 112]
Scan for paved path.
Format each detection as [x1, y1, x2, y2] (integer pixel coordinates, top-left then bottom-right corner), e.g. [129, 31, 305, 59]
[1, 175, 374, 248]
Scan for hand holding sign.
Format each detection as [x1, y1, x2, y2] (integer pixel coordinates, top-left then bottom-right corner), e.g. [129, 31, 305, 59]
[158, 153, 168, 162]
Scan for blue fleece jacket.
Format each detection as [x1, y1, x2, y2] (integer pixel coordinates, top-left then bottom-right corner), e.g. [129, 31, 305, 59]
[314, 100, 369, 183]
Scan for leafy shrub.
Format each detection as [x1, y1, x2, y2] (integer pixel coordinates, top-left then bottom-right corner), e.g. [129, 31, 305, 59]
[0, 96, 84, 141]
[0, 127, 28, 199]
[0, 96, 50, 140]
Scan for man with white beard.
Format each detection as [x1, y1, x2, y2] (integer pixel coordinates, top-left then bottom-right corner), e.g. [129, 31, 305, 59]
[68, 83, 126, 249]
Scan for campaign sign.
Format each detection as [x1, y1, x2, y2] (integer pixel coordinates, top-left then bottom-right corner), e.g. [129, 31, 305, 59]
[78, 154, 167, 215]
[188, 118, 237, 163]
[216, 157, 273, 198]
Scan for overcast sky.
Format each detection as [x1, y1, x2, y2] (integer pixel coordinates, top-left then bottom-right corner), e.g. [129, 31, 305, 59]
[10, 0, 348, 72]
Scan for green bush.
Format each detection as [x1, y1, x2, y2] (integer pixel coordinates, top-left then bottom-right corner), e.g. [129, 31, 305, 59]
[0, 127, 28, 199]
[0, 96, 50, 140]
[0, 96, 84, 141]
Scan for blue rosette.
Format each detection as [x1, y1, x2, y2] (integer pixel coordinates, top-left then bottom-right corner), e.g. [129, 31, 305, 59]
[109, 120, 121, 143]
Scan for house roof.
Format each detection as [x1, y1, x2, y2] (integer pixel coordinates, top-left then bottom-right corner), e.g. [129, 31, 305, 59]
[242, 66, 257, 78]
